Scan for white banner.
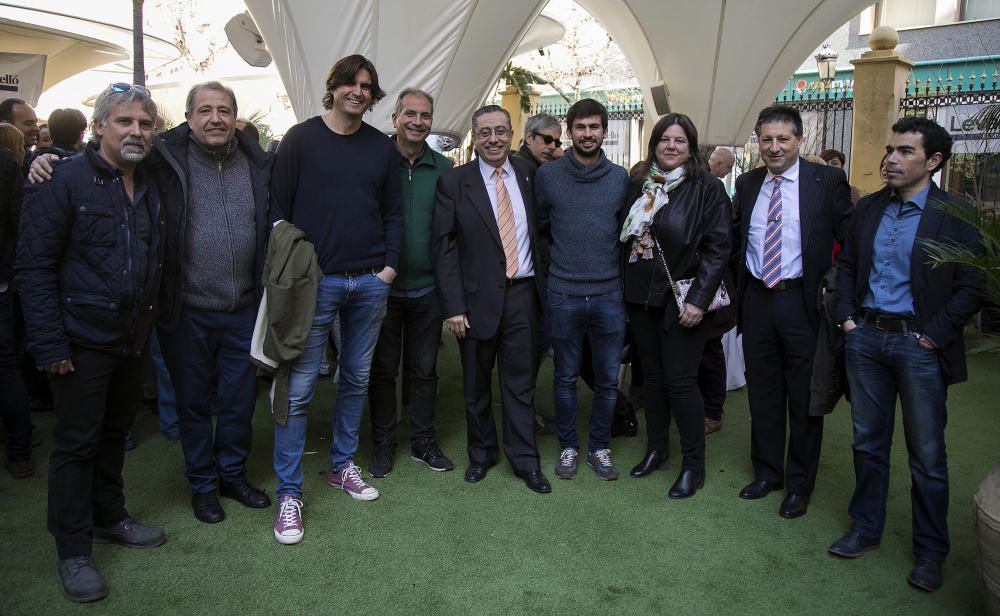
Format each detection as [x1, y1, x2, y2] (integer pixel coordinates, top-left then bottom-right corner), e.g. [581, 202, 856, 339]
[0, 53, 46, 107]
[934, 104, 1000, 154]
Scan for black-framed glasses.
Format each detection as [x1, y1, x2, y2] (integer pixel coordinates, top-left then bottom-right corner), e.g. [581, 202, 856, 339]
[532, 132, 562, 148]
[475, 126, 511, 139]
[109, 83, 152, 98]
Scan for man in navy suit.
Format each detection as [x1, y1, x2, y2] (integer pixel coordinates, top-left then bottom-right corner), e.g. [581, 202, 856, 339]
[732, 105, 852, 518]
[432, 104, 551, 494]
[828, 117, 981, 592]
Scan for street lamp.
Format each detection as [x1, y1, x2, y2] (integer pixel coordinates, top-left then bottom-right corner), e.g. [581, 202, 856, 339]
[814, 43, 838, 151]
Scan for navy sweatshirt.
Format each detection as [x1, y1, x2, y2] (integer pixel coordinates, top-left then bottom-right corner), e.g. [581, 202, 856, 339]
[270, 116, 402, 274]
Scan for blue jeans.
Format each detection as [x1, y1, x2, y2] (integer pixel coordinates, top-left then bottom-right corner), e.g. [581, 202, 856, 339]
[161, 305, 258, 493]
[273, 273, 390, 496]
[548, 289, 625, 451]
[148, 332, 178, 438]
[844, 322, 950, 562]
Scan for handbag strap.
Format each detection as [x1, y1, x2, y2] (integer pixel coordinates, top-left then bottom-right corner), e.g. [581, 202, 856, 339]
[651, 235, 680, 296]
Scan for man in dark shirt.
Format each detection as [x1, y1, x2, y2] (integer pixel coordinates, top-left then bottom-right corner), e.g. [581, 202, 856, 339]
[268, 54, 401, 545]
[829, 117, 982, 593]
[16, 84, 166, 603]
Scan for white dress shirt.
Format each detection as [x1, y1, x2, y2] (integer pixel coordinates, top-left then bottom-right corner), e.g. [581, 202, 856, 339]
[478, 157, 534, 278]
[747, 158, 803, 281]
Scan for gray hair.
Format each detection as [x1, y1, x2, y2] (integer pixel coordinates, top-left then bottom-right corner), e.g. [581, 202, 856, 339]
[523, 113, 560, 136]
[93, 86, 158, 128]
[185, 81, 238, 117]
[393, 88, 434, 117]
[471, 104, 510, 131]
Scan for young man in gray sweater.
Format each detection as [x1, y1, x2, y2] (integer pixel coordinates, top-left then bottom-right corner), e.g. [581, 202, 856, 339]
[533, 99, 630, 480]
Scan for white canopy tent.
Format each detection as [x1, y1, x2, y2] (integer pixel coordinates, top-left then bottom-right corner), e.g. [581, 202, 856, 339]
[244, 0, 873, 145]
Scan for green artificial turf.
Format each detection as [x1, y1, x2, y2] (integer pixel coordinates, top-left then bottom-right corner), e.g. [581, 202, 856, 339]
[1, 335, 997, 615]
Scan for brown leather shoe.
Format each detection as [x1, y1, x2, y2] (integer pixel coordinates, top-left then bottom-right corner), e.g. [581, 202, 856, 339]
[704, 418, 722, 434]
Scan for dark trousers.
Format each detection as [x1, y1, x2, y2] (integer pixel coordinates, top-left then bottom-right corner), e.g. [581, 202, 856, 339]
[628, 304, 708, 473]
[161, 304, 257, 494]
[368, 291, 443, 448]
[844, 323, 950, 561]
[699, 335, 726, 421]
[0, 288, 30, 459]
[48, 346, 140, 559]
[742, 282, 823, 494]
[458, 280, 540, 472]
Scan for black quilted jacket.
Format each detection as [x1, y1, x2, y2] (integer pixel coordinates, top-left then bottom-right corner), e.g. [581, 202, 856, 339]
[15, 145, 164, 364]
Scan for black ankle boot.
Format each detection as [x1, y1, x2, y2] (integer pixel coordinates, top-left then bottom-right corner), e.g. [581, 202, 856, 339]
[629, 450, 669, 478]
[667, 469, 705, 499]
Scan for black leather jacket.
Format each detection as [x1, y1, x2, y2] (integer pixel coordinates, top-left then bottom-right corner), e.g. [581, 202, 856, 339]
[622, 168, 735, 334]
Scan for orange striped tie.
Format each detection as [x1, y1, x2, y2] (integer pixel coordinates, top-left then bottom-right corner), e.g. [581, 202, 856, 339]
[495, 166, 519, 278]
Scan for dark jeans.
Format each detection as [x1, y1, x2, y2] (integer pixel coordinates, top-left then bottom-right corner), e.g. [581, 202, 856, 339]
[699, 335, 726, 421]
[628, 304, 708, 472]
[48, 346, 140, 559]
[0, 288, 30, 459]
[548, 289, 625, 451]
[161, 304, 257, 494]
[844, 322, 950, 562]
[368, 291, 443, 448]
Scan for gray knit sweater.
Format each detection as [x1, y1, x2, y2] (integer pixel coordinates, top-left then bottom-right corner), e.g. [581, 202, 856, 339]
[534, 148, 630, 295]
[182, 137, 257, 312]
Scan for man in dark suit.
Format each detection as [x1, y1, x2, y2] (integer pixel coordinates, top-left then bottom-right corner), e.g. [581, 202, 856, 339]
[733, 105, 852, 518]
[432, 104, 551, 494]
[828, 117, 981, 593]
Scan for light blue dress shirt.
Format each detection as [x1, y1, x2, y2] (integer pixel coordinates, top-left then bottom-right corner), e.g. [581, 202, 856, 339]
[478, 157, 534, 278]
[747, 159, 803, 281]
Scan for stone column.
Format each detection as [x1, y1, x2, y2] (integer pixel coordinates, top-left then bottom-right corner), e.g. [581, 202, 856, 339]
[499, 86, 540, 147]
[849, 26, 914, 195]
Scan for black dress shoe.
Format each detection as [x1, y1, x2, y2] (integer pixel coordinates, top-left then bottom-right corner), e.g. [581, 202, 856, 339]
[828, 530, 881, 558]
[220, 478, 271, 508]
[738, 479, 783, 500]
[629, 450, 669, 478]
[192, 492, 225, 524]
[779, 493, 809, 518]
[667, 469, 705, 499]
[464, 462, 493, 483]
[907, 558, 943, 592]
[514, 469, 552, 494]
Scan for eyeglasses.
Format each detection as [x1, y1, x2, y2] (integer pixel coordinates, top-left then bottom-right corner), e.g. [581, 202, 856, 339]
[109, 83, 152, 98]
[475, 126, 511, 139]
[532, 132, 562, 148]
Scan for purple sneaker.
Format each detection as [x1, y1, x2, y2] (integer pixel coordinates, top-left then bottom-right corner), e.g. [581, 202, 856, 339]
[327, 461, 380, 501]
[273, 495, 304, 545]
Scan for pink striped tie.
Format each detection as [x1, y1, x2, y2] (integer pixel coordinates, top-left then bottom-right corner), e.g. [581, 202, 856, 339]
[761, 176, 783, 288]
[495, 167, 519, 279]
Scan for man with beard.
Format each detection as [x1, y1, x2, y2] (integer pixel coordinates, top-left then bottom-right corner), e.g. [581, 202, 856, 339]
[532, 99, 630, 480]
[433, 104, 551, 494]
[16, 83, 167, 603]
[366, 88, 454, 478]
[0, 97, 40, 174]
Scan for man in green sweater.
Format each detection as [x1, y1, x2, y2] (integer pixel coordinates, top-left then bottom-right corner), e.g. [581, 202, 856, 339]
[367, 88, 454, 478]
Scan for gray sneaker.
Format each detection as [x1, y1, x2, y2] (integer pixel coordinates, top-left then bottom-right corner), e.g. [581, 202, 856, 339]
[587, 448, 620, 481]
[93, 516, 166, 549]
[57, 556, 107, 603]
[555, 447, 578, 479]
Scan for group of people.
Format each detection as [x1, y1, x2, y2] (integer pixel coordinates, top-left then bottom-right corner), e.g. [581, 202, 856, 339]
[0, 52, 983, 603]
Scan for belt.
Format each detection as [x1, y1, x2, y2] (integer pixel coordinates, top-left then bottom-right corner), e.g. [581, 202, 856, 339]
[750, 276, 803, 291]
[336, 265, 382, 277]
[859, 309, 919, 333]
[505, 276, 534, 287]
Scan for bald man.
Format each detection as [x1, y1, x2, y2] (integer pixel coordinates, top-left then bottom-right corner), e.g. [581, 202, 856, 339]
[709, 147, 735, 179]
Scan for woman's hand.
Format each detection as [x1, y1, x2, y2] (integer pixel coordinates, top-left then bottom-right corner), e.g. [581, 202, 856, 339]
[679, 302, 704, 328]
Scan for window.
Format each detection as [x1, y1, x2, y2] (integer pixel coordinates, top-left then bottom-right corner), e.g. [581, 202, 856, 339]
[879, 0, 938, 28]
[963, 0, 1000, 19]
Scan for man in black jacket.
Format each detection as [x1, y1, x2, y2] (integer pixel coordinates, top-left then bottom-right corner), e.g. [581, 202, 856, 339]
[828, 117, 982, 593]
[149, 82, 272, 524]
[16, 83, 166, 603]
[732, 105, 852, 519]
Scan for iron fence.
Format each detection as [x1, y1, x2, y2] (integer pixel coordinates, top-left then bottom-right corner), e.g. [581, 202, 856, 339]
[535, 103, 645, 170]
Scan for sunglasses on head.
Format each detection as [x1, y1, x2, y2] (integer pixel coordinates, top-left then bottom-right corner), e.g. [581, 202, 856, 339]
[109, 83, 152, 98]
[532, 132, 562, 148]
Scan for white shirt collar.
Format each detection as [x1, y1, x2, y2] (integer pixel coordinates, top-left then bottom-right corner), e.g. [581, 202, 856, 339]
[478, 156, 514, 182]
[765, 157, 800, 184]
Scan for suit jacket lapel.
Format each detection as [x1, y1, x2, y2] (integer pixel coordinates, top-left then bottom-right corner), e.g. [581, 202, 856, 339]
[911, 185, 948, 292]
[798, 159, 819, 251]
[515, 165, 536, 241]
[465, 162, 503, 249]
[741, 168, 766, 250]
